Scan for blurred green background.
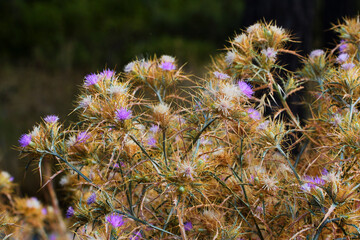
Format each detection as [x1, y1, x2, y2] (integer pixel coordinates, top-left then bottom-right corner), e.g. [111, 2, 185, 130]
[0, 0, 359, 195]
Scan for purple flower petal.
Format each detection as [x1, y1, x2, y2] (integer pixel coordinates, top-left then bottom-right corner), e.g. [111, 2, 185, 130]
[147, 137, 157, 147]
[238, 81, 253, 98]
[19, 134, 32, 147]
[247, 108, 261, 120]
[342, 63, 355, 70]
[76, 131, 91, 144]
[336, 53, 349, 63]
[84, 73, 99, 87]
[87, 193, 96, 205]
[100, 69, 115, 79]
[309, 49, 324, 59]
[66, 206, 74, 218]
[131, 231, 142, 240]
[213, 71, 230, 80]
[159, 61, 176, 71]
[44, 115, 59, 124]
[106, 213, 125, 228]
[339, 40, 348, 53]
[115, 108, 132, 121]
[184, 221, 193, 231]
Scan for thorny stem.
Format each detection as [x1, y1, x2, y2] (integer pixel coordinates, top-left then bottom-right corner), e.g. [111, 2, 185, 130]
[162, 128, 169, 170]
[268, 72, 318, 145]
[277, 146, 302, 185]
[129, 135, 162, 175]
[44, 159, 69, 239]
[41, 150, 92, 183]
[313, 217, 341, 240]
[184, 117, 217, 155]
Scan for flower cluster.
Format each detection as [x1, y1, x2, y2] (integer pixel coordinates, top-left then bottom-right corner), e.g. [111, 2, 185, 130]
[7, 16, 360, 240]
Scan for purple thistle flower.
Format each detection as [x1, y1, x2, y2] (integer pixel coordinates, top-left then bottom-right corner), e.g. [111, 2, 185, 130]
[44, 115, 59, 124]
[321, 168, 329, 176]
[66, 206, 74, 218]
[106, 213, 125, 228]
[42, 207, 48, 215]
[115, 107, 132, 121]
[238, 81, 254, 98]
[262, 47, 277, 60]
[149, 124, 160, 133]
[342, 62, 355, 70]
[49, 234, 57, 240]
[131, 231, 142, 240]
[302, 175, 326, 190]
[309, 49, 325, 59]
[213, 71, 230, 80]
[84, 73, 99, 87]
[339, 40, 348, 53]
[247, 108, 261, 120]
[100, 69, 115, 79]
[76, 131, 91, 144]
[159, 61, 176, 71]
[19, 134, 32, 147]
[336, 53, 349, 63]
[184, 221, 193, 231]
[87, 193, 96, 205]
[147, 137, 157, 147]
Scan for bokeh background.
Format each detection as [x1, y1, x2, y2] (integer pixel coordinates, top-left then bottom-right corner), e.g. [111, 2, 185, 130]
[1, 0, 359, 195]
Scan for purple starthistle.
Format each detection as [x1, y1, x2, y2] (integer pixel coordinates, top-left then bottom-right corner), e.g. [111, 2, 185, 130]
[247, 108, 261, 120]
[309, 49, 324, 59]
[87, 193, 96, 205]
[76, 131, 91, 144]
[106, 213, 125, 228]
[213, 71, 230, 80]
[115, 107, 132, 121]
[262, 47, 277, 60]
[44, 115, 59, 124]
[42, 207, 48, 215]
[19, 134, 32, 147]
[100, 69, 115, 79]
[238, 81, 254, 98]
[184, 221, 193, 231]
[339, 40, 348, 53]
[342, 62, 355, 70]
[66, 206, 74, 218]
[302, 175, 326, 190]
[147, 137, 157, 147]
[336, 53, 349, 63]
[159, 61, 176, 71]
[130, 231, 142, 240]
[84, 73, 99, 87]
[321, 168, 329, 176]
[149, 124, 160, 133]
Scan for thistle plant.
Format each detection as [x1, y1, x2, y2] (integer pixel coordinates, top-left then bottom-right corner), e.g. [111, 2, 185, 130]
[3, 16, 360, 239]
